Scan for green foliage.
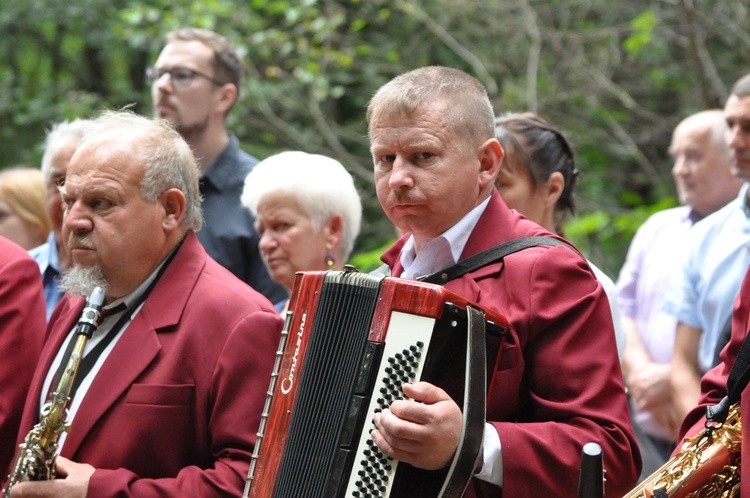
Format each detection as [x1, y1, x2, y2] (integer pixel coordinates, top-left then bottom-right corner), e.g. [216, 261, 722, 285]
[348, 239, 396, 273]
[566, 196, 678, 276]
[1, 0, 747, 278]
[624, 10, 658, 57]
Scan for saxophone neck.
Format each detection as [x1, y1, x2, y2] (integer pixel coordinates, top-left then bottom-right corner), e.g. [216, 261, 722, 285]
[50, 335, 88, 402]
[47, 286, 107, 403]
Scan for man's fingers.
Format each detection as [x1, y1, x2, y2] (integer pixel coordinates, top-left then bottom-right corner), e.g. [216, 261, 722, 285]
[402, 381, 451, 404]
[55, 456, 73, 477]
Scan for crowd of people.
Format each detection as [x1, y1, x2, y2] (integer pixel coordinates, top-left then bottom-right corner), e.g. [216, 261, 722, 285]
[617, 109, 744, 478]
[0, 25, 749, 498]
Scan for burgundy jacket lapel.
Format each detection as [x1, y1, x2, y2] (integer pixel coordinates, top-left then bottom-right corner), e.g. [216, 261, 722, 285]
[450, 191, 515, 294]
[59, 312, 162, 457]
[59, 233, 206, 457]
[380, 233, 409, 277]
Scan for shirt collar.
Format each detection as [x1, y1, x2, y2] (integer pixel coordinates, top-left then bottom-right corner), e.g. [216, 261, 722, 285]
[103, 248, 172, 316]
[687, 207, 703, 225]
[400, 196, 491, 278]
[201, 133, 238, 192]
[32, 232, 61, 274]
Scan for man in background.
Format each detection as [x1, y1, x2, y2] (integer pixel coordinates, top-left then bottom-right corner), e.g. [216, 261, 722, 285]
[678, 93, 750, 487]
[149, 27, 286, 305]
[665, 74, 750, 427]
[617, 110, 742, 478]
[30, 119, 94, 319]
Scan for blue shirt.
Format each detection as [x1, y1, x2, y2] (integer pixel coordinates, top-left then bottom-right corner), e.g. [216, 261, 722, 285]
[28, 232, 63, 320]
[663, 183, 750, 372]
[197, 133, 287, 304]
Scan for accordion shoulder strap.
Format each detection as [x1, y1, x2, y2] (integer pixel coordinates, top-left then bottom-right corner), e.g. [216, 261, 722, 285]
[418, 236, 572, 285]
[438, 304, 488, 498]
[706, 326, 750, 424]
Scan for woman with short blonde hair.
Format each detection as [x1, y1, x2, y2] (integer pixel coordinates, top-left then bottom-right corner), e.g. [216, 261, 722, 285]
[0, 167, 51, 250]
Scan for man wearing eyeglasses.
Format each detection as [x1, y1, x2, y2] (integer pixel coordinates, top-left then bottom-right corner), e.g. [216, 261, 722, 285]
[148, 28, 287, 306]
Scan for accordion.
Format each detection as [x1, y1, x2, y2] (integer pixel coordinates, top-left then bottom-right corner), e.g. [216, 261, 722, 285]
[243, 268, 509, 498]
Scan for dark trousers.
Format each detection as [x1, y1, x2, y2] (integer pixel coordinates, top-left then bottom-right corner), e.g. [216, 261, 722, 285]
[630, 417, 676, 483]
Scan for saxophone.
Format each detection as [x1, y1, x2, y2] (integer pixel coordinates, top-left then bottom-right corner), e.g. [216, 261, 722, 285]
[2, 287, 106, 498]
[623, 402, 741, 498]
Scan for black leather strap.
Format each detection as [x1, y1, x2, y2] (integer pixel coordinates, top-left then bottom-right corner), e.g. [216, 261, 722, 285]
[707, 325, 750, 423]
[711, 314, 734, 369]
[418, 236, 571, 285]
[438, 305, 487, 498]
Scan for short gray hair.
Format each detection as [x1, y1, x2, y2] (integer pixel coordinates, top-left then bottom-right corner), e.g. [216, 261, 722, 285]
[41, 119, 95, 179]
[80, 110, 203, 231]
[366, 66, 495, 152]
[241, 151, 362, 260]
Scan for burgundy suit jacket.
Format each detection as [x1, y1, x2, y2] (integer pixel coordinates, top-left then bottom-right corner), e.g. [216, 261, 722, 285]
[13, 232, 283, 497]
[381, 191, 640, 497]
[0, 237, 46, 478]
[677, 264, 750, 495]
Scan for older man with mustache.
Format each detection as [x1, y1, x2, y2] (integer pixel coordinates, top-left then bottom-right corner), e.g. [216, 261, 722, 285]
[7, 110, 283, 498]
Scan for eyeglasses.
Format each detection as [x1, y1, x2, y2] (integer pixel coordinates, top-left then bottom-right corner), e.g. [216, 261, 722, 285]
[145, 66, 226, 89]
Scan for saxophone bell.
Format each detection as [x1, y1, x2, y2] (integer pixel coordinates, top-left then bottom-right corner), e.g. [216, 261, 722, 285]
[622, 403, 741, 498]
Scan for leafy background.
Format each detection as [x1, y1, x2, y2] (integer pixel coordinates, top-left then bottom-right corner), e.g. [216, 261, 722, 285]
[1, 0, 747, 277]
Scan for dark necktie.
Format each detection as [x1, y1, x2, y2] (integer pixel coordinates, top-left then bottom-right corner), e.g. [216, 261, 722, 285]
[48, 302, 128, 401]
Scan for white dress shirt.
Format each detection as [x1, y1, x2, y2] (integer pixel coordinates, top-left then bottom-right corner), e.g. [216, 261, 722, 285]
[398, 196, 503, 487]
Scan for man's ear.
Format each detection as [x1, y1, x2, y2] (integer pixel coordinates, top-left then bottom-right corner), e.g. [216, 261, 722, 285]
[478, 138, 504, 189]
[215, 83, 238, 116]
[160, 188, 186, 232]
[545, 171, 565, 208]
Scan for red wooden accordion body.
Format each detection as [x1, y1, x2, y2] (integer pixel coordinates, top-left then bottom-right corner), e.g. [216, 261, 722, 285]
[243, 269, 509, 498]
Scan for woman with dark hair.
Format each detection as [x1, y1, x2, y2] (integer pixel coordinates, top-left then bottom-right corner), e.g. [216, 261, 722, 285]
[495, 112, 625, 358]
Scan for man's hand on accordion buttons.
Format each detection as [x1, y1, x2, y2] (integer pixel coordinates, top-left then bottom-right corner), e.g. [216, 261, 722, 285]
[371, 381, 462, 470]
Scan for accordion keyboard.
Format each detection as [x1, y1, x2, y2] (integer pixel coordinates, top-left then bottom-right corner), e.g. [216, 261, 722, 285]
[345, 311, 435, 497]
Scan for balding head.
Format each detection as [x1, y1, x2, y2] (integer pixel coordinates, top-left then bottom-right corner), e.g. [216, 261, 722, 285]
[670, 110, 743, 217]
[673, 110, 727, 149]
